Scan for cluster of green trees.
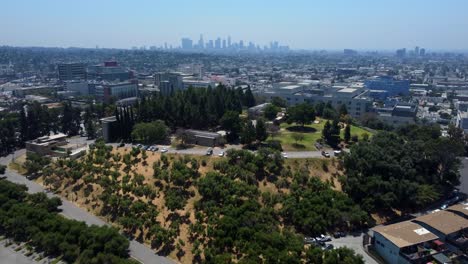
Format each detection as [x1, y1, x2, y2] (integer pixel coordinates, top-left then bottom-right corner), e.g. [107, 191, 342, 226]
[0, 101, 111, 155]
[40, 139, 367, 262]
[135, 86, 255, 129]
[131, 120, 168, 144]
[191, 148, 366, 263]
[342, 124, 464, 212]
[0, 179, 136, 264]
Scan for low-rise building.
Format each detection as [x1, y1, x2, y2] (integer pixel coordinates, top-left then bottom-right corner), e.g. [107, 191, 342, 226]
[373, 221, 446, 264]
[25, 133, 87, 158]
[185, 129, 222, 147]
[377, 103, 418, 127]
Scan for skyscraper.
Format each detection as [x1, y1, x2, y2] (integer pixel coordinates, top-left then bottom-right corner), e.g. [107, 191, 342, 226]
[215, 37, 221, 49]
[415, 46, 420, 56]
[198, 34, 204, 49]
[222, 39, 226, 49]
[181, 38, 193, 49]
[227, 36, 231, 48]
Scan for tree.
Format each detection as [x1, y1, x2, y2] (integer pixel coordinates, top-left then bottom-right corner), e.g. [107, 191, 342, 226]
[271, 97, 287, 108]
[84, 107, 97, 139]
[243, 87, 256, 107]
[255, 119, 268, 142]
[344, 125, 351, 143]
[264, 104, 280, 120]
[339, 104, 348, 116]
[240, 121, 256, 146]
[61, 102, 81, 136]
[286, 103, 315, 128]
[291, 133, 305, 145]
[131, 120, 168, 144]
[220, 111, 242, 142]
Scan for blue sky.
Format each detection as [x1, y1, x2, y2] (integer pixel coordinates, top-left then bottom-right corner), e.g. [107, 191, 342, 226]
[2, 0, 468, 50]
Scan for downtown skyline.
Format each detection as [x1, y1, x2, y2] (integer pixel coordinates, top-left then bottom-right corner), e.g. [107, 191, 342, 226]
[1, 0, 468, 51]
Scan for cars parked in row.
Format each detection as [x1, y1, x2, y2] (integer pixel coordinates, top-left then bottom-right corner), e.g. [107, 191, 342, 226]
[321, 151, 330, 158]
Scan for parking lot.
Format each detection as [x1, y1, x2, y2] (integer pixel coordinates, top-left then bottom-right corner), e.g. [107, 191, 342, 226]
[0, 238, 61, 264]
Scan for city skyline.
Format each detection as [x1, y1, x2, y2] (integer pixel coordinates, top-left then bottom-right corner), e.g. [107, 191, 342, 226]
[1, 0, 468, 51]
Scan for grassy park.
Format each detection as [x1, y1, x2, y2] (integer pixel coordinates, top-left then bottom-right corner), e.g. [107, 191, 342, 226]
[271, 118, 373, 151]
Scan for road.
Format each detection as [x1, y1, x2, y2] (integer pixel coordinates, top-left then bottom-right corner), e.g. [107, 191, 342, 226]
[117, 143, 339, 159]
[0, 151, 175, 264]
[329, 233, 377, 264]
[0, 242, 36, 264]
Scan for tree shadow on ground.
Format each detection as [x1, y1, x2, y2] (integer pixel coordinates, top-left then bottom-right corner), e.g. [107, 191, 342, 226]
[286, 126, 317, 133]
[292, 143, 306, 149]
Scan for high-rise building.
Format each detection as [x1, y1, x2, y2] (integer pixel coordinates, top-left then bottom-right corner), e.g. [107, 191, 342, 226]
[396, 48, 406, 58]
[198, 34, 204, 49]
[181, 38, 193, 49]
[57, 63, 86, 81]
[239, 40, 244, 49]
[215, 37, 221, 49]
[415, 46, 420, 56]
[154, 72, 184, 95]
[420, 48, 426, 56]
[222, 39, 226, 49]
[227, 36, 231, 48]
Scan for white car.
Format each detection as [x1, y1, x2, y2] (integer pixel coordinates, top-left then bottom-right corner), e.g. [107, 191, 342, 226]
[282, 152, 288, 158]
[218, 151, 225, 157]
[160, 147, 168, 153]
[333, 150, 342, 155]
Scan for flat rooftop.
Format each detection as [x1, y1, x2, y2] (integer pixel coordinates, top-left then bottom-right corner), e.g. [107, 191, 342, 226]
[338, 88, 357, 93]
[413, 210, 468, 235]
[372, 221, 438, 248]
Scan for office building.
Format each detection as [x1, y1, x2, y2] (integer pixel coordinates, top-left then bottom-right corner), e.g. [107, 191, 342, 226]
[57, 63, 86, 81]
[396, 48, 407, 58]
[65, 80, 90, 95]
[95, 81, 138, 102]
[181, 38, 193, 50]
[365, 76, 410, 97]
[259, 82, 372, 118]
[87, 61, 132, 81]
[155, 72, 184, 95]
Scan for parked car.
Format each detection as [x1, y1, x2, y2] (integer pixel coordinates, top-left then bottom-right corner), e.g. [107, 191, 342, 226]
[218, 151, 225, 157]
[118, 142, 125, 148]
[304, 237, 316, 244]
[321, 151, 330, 158]
[136, 144, 143, 149]
[333, 232, 346, 238]
[316, 234, 331, 242]
[282, 152, 288, 158]
[315, 142, 322, 149]
[324, 244, 334, 250]
[160, 147, 168, 153]
[333, 150, 342, 156]
[206, 148, 213, 155]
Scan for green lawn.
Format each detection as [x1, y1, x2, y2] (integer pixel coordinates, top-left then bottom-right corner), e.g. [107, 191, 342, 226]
[271, 118, 373, 151]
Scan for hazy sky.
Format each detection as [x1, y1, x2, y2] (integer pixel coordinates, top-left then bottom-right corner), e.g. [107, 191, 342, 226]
[2, 0, 468, 50]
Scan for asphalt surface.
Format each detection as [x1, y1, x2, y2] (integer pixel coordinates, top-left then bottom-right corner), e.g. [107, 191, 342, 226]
[0, 151, 175, 264]
[329, 233, 377, 264]
[0, 242, 35, 264]
[118, 143, 339, 159]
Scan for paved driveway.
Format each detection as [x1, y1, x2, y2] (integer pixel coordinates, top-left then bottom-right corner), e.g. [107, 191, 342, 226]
[329, 233, 377, 264]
